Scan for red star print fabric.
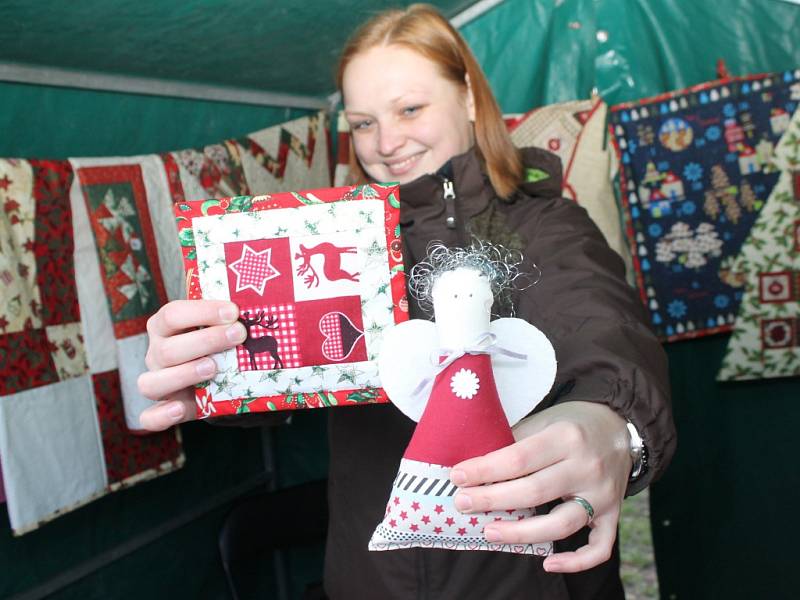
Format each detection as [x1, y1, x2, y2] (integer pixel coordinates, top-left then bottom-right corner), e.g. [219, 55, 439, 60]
[369, 353, 551, 556]
[175, 183, 405, 418]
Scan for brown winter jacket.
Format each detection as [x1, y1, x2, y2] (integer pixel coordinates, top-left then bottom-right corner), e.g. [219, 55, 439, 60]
[323, 146, 676, 599]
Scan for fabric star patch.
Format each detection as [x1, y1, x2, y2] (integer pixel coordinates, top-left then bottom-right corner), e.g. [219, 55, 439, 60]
[175, 183, 406, 418]
[610, 69, 800, 341]
[227, 243, 282, 296]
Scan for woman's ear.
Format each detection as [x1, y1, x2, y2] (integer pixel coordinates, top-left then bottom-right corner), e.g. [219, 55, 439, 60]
[465, 73, 476, 122]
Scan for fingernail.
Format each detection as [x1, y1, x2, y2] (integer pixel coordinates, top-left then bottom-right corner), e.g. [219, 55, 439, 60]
[196, 358, 216, 378]
[543, 559, 559, 572]
[167, 402, 184, 421]
[450, 469, 467, 486]
[454, 493, 472, 512]
[484, 527, 501, 542]
[219, 304, 239, 322]
[226, 323, 245, 343]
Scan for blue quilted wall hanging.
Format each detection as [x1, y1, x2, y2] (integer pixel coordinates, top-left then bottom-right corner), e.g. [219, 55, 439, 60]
[610, 69, 800, 341]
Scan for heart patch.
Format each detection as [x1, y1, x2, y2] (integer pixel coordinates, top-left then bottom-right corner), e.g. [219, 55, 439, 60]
[319, 311, 364, 361]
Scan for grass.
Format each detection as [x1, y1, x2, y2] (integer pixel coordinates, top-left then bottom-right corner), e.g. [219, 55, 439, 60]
[619, 487, 659, 600]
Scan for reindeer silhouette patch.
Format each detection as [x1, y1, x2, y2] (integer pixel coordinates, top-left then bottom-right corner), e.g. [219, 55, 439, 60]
[295, 242, 359, 288]
[235, 305, 302, 371]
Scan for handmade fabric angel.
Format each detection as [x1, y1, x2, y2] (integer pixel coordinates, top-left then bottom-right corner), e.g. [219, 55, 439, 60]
[369, 242, 557, 555]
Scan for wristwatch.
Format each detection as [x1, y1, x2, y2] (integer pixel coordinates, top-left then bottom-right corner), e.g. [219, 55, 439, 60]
[626, 420, 648, 481]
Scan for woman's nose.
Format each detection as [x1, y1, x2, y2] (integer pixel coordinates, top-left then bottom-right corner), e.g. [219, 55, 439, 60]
[377, 125, 405, 156]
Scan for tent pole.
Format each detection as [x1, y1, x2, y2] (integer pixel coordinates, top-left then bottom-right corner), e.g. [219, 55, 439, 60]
[450, 0, 507, 27]
[0, 61, 328, 110]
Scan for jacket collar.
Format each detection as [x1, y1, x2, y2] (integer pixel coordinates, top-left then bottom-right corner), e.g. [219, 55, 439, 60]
[398, 145, 563, 214]
[398, 146, 494, 219]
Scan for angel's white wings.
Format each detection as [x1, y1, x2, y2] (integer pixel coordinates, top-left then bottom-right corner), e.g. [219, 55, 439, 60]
[378, 318, 557, 426]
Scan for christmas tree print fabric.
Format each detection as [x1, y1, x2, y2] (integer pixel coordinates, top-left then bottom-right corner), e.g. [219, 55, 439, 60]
[717, 106, 800, 380]
[610, 69, 800, 341]
[175, 183, 406, 419]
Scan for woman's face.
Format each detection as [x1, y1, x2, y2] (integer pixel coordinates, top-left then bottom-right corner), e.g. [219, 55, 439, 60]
[342, 44, 475, 184]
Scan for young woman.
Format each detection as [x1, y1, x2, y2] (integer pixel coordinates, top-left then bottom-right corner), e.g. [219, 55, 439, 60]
[138, 5, 675, 598]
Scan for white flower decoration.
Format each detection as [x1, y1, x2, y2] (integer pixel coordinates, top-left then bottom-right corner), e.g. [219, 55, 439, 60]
[450, 368, 480, 399]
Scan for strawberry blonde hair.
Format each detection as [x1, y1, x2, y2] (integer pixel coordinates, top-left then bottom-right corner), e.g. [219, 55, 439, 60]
[336, 3, 522, 199]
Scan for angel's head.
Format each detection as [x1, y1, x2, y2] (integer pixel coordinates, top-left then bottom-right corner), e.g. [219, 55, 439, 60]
[408, 240, 533, 319]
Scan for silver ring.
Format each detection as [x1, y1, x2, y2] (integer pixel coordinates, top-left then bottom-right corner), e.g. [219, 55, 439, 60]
[565, 495, 595, 525]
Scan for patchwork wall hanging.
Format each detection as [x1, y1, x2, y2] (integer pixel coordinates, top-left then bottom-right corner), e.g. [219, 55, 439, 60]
[717, 107, 800, 380]
[163, 111, 329, 203]
[0, 158, 183, 535]
[610, 69, 800, 341]
[336, 102, 633, 279]
[175, 183, 406, 418]
[0, 111, 331, 534]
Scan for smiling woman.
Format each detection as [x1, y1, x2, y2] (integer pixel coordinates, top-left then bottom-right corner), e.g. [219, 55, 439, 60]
[341, 44, 476, 184]
[136, 4, 675, 599]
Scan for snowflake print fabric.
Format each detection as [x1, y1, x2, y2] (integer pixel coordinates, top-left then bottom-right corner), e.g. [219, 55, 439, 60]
[610, 69, 800, 341]
[175, 183, 406, 418]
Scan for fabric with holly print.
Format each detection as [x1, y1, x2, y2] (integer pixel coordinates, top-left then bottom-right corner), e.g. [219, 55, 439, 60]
[718, 106, 800, 380]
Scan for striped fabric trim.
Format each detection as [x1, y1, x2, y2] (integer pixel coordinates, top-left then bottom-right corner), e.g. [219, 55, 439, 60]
[392, 470, 458, 498]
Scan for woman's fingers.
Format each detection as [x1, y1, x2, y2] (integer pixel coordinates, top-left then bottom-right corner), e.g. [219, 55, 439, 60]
[138, 356, 218, 401]
[147, 300, 240, 338]
[146, 322, 245, 371]
[542, 510, 620, 573]
[450, 426, 566, 487]
[453, 460, 578, 513]
[138, 391, 197, 431]
[480, 500, 621, 573]
[482, 496, 594, 545]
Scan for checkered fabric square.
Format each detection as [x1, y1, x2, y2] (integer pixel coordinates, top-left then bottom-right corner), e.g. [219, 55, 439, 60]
[319, 313, 344, 360]
[236, 304, 302, 371]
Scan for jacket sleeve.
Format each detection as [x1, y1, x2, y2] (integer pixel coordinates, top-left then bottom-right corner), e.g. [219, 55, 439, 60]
[514, 195, 676, 496]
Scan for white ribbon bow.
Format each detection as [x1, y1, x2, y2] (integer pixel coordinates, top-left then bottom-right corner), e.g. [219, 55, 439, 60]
[411, 332, 527, 399]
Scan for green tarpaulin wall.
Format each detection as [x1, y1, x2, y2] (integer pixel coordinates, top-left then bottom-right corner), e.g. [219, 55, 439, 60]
[1, 0, 798, 598]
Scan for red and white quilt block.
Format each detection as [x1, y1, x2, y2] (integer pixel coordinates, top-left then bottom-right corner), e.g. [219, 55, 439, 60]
[175, 183, 406, 418]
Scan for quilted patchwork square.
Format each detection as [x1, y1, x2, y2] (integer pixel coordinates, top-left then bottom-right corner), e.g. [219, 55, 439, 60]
[761, 318, 797, 349]
[758, 271, 795, 303]
[0, 329, 59, 395]
[235, 303, 302, 371]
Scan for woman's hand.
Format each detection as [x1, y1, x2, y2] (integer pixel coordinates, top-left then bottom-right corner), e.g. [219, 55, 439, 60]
[449, 401, 632, 573]
[136, 300, 246, 431]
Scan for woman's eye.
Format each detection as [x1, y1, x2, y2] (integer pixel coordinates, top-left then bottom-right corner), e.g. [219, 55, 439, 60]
[352, 120, 372, 131]
[402, 106, 421, 117]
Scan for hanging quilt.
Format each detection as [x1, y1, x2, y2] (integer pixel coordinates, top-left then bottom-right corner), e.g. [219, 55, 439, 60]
[164, 112, 330, 202]
[610, 69, 800, 341]
[0, 111, 332, 534]
[70, 156, 182, 431]
[0, 158, 184, 535]
[717, 106, 800, 380]
[175, 183, 406, 418]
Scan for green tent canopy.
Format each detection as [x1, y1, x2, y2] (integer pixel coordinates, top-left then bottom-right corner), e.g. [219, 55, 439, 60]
[1, 1, 798, 598]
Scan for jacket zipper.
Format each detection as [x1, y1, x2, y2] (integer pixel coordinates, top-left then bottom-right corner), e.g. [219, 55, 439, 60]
[442, 178, 457, 230]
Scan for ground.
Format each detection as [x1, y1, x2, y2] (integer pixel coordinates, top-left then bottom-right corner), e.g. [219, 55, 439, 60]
[619, 488, 659, 599]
